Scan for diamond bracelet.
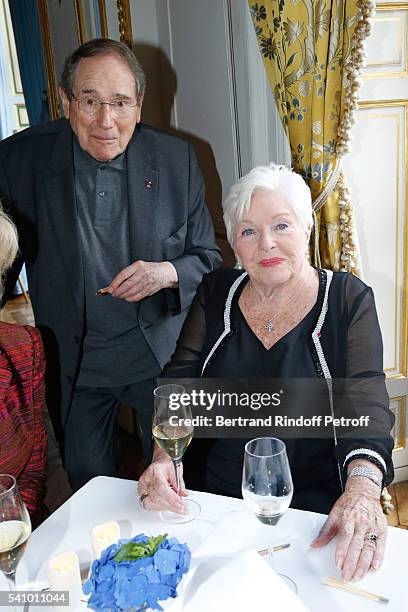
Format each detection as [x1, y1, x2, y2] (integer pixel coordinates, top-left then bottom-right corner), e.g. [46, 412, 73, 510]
[347, 466, 382, 488]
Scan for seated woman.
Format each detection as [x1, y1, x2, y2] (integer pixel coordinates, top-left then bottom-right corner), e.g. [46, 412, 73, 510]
[0, 205, 47, 527]
[138, 163, 394, 581]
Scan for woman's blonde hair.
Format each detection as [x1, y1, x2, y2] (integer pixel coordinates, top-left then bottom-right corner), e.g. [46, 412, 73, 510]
[0, 203, 18, 298]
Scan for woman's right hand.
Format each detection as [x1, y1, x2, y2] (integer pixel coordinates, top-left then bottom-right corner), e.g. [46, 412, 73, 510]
[137, 455, 188, 514]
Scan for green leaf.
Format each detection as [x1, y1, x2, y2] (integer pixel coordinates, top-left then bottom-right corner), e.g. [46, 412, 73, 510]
[287, 52, 297, 67]
[114, 534, 167, 563]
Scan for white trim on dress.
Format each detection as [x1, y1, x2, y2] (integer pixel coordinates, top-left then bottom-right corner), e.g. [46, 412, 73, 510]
[201, 272, 247, 375]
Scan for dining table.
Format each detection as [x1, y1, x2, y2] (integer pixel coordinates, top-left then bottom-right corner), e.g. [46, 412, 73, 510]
[9, 476, 408, 611]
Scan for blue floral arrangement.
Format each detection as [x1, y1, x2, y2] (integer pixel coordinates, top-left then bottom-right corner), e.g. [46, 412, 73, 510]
[83, 533, 191, 611]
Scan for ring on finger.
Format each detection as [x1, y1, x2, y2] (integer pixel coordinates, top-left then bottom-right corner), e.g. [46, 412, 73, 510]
[139, 492, 149, 508]
[363, 532, 378, 544]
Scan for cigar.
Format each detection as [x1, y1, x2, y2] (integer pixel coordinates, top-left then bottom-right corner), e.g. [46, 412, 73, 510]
[96, 287, 111, 296]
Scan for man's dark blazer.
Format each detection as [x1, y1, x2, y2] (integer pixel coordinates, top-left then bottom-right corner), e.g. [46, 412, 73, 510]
[0, 119, 221, 435]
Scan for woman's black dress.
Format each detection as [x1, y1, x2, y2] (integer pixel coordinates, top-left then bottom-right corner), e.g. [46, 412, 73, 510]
[164, 268, 394, 514]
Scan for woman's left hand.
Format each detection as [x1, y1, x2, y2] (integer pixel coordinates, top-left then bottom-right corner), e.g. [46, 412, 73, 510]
[310, 479, 387, 581]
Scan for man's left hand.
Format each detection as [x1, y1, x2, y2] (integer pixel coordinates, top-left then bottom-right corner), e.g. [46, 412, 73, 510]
[106, 261, 178, 301]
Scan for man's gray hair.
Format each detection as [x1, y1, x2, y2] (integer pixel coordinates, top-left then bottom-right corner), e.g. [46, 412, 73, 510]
[60, 38, 146, 105]
[223, 162, 313, 247]
[0, 203, 18, 300]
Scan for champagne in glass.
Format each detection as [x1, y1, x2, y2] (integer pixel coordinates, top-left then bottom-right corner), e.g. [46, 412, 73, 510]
[153, 384, 201, 523]
[0, 475, 32, 609]
[152, 421, 193, 461]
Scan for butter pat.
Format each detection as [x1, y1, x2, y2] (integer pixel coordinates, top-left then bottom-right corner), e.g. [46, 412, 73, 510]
[91, 521, 120, 559]
[47, 551, 82, 610]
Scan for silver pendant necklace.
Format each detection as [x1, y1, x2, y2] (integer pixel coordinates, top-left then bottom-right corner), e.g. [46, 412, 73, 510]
[248, 268, 316, 335]
[249, 283, 276, 333]
[265, 320, 274, 333]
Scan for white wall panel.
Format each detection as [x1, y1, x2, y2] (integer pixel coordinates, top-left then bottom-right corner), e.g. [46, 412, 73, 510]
[345, 3, 408, 479]
[156, 0, 240, 204]
[344, 104, 406, 377]
[153, 0, 288, 262]
[366, 18, 404, 69]
[364, 5, 408, 78]
[130, 0, 163, 128]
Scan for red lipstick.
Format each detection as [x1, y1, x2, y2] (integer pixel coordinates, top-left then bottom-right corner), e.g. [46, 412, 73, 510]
[259, 258, 284, 267]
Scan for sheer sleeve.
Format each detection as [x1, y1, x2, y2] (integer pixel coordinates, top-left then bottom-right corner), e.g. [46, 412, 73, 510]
[334, 279, 395, 485]
[163, 279, 209, 378]
[345, 285, 385, 378]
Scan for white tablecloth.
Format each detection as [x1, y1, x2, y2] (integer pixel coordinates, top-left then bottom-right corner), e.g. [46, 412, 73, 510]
[11, 476, 408, 611]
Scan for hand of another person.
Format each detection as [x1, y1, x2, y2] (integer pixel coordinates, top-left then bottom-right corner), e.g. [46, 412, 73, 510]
[310, 478, 387, 581]
[137, 457, 187, 514]
[105, 261, 178, 301]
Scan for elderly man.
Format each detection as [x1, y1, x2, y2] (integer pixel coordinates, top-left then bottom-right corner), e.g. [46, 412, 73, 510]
[0, 38, 221, 490]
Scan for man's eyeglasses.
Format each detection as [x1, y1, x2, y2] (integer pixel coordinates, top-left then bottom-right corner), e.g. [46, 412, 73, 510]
[71, 94, 137, 117]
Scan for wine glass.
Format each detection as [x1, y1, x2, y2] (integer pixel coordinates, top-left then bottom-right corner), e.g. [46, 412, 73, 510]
[152, 384, 201, 523]
[242, 438, 297, 592]
[0, 475, 32, 608]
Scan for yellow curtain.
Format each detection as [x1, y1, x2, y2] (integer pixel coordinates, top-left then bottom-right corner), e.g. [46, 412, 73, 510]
[248, 0, 374, 272]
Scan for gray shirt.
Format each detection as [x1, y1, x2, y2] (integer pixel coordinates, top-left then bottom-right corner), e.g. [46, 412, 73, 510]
[73, 138, 159, 386]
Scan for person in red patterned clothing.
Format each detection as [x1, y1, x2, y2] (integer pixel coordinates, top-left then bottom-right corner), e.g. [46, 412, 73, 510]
[0, 205, 47, 527]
